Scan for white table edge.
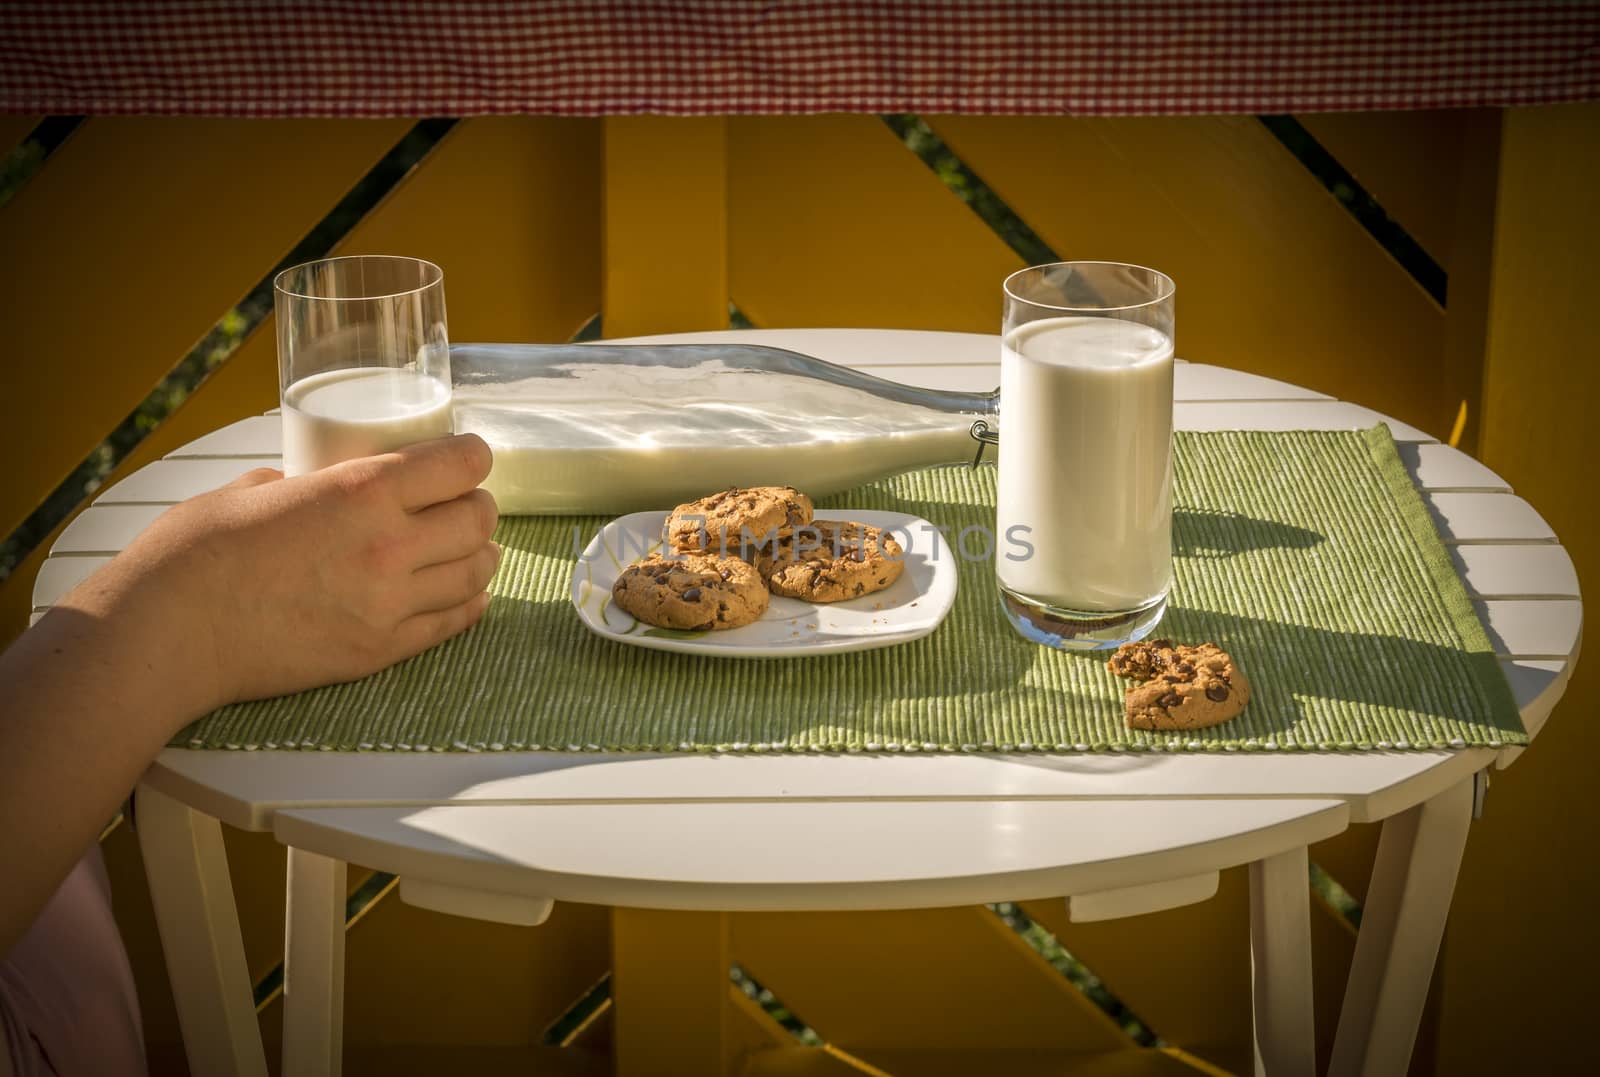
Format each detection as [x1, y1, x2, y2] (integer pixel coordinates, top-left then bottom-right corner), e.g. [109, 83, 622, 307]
[269, 798, 1352, 912]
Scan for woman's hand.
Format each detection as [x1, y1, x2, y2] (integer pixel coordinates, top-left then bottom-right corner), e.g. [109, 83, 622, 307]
[117, 433, 501, 712]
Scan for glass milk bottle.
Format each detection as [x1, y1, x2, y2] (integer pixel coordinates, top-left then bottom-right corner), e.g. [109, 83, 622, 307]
[994, 262, 1176, 650]
[449, 341, 1000, 515]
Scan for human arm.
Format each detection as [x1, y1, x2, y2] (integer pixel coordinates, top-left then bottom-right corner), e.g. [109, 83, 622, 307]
[0, 434, 499, 955]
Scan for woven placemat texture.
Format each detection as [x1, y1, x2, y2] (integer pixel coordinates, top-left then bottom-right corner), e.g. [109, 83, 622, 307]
[176, 426, 1525, 753]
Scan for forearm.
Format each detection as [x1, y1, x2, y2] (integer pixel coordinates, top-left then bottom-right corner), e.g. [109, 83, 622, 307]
[0, 558, 215, 955]
[0, 437, 495, 956]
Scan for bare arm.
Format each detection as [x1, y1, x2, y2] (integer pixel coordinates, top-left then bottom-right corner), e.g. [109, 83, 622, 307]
[0, 434, 499, 955]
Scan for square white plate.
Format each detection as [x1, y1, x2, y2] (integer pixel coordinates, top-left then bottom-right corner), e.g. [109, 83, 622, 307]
[570, 509, 959, 657]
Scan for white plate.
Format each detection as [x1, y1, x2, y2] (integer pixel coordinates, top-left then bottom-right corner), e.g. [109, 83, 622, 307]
[571, 510, 959, 657]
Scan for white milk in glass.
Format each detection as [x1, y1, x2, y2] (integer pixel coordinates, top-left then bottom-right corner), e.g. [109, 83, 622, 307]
[281, 367, 453, 476]
[996, 316, 1174, 612]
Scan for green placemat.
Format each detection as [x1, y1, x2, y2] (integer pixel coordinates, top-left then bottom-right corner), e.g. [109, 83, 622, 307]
[176, 426, 1525, 753]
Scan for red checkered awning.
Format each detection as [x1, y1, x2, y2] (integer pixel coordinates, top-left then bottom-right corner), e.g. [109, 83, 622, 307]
[1, 0, 1596, 118]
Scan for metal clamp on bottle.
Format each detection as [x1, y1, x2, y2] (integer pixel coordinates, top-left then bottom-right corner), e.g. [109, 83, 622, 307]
[969, 418, 1000, 467]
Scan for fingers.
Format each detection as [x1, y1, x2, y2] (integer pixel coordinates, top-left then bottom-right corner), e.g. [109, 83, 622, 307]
[387, 434, 494, 511]
[392, 590, 492, 662]
[407, 488, 499, 567]
[408, 543, 501, 614]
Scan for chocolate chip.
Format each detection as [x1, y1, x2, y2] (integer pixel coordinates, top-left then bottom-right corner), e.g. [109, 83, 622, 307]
[1177, 662, 1195, 675]
[720, 569, 732, 580]
[853, 583, 865, 595]
[1206, 683, 1229, 702]
[1159, 692, 1184, 708]
[682, 587, 702, 601]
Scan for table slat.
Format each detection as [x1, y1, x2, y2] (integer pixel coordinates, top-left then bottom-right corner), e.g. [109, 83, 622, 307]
[1397, 444, 1511, 493]
[1451, 545, 1580, 598]
[52, 504, 170, 554]
[1426, 492, 1557, 543]
[95, 458, 279, 504]
[32, 555, 114, 610]
[166, 416, 281, 458]
[1174, 400, 1434, 442]
[1173, 364, 1332, 401]
[1473, 599, 1583, 659]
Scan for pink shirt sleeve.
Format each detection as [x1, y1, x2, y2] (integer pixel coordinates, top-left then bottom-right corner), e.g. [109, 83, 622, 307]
[0, 847, 146, 1076]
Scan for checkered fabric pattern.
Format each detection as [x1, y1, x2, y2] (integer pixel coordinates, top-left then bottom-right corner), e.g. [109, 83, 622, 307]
[1, 1, 1596, 117]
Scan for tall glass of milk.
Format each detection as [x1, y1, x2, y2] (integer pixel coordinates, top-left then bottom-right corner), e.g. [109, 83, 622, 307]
[274, 255, 453, 477]
[996, 262, 1175, 650]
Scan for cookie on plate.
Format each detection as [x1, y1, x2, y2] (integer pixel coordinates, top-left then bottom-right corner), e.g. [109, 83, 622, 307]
[611, 553, 769, 631]
[1107, 639, 1251, 731]
[665, 486, 814, 554]
[757, 520, 905, 603]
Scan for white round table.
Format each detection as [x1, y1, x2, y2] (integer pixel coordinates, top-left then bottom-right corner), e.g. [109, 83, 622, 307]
[34, 330, 1581, 1077]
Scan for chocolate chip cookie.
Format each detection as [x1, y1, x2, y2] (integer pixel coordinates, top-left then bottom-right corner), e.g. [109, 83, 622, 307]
[757, 520, 905, 603]
[665, 486, 814, 553]
[611, 552, 769, 631]
[1107, 639, 1251, 731]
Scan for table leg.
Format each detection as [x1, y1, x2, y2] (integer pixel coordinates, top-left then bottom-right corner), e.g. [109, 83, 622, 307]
[283, 847, 348, 1077]
[611, 908, 737, 1077]
[1330, 775, 1474, 1077]
[133, 783, 268, 1077]
[1249, 845, 1316, 1077]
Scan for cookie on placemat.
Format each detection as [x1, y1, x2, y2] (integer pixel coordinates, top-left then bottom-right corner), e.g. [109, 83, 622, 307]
[611, 553, 769, 631]
[1107, 639, 1251, 731]
[759, 520, 905, 603]
[665, 486, 813, 553]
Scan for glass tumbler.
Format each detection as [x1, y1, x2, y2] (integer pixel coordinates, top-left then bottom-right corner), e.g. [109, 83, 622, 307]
[995, 261, 1176, 650]
[275, 255, 453, 477]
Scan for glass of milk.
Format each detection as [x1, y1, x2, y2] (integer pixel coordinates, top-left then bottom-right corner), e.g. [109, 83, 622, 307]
[274, 255, 454, 477]
[995, 262, 1175, 650]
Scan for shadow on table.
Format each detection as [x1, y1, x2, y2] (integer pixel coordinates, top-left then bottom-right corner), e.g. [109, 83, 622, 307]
[996, 605, 1521, 763]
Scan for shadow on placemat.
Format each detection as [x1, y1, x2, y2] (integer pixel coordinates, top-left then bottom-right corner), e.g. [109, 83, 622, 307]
[1173, 508, 1324, 559]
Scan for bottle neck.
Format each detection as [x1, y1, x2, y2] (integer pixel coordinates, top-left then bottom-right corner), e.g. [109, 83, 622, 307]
[451, 341, 999, 421]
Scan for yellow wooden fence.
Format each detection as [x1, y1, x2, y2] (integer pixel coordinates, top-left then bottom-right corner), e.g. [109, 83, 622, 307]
[0, 105, 1594, 1076]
